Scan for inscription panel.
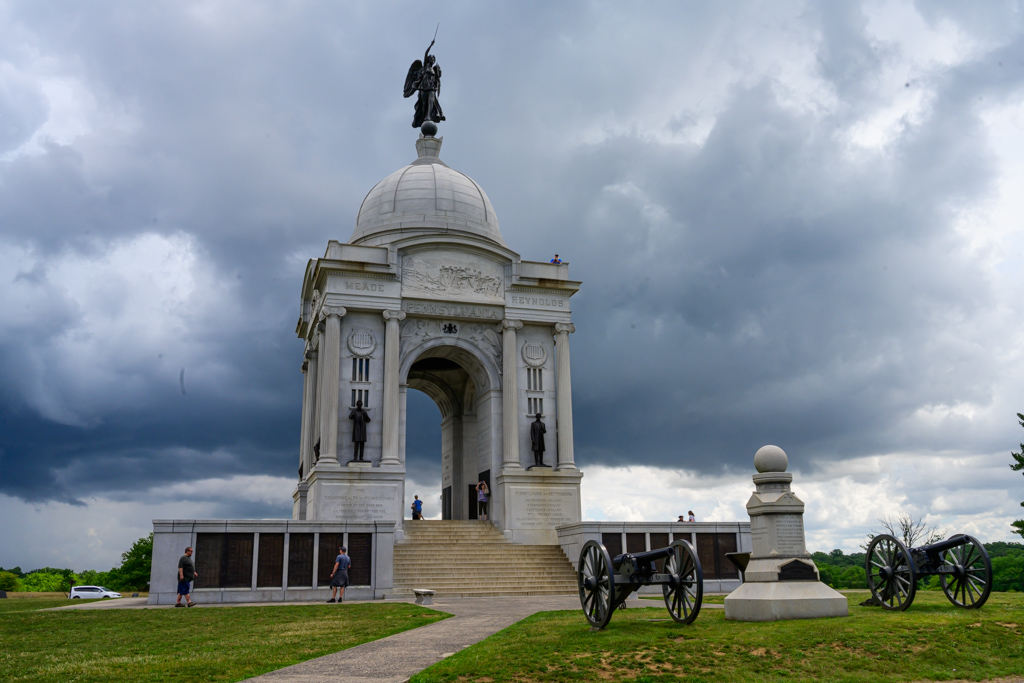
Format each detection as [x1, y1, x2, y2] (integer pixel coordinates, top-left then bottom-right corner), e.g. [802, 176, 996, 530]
[320, 483, 399, 522]
[508, 294, 567, 309]
[509, 488, 579, 529]
[402, 301, 503, 320]
[750, 514, 806, 557]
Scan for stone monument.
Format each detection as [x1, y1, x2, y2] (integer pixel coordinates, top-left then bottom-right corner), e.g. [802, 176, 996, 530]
[723, 445, 848, 621]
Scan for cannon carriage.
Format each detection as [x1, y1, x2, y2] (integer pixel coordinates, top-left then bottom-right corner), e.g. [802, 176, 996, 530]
[865, 533, 992, 611]
[577, 539, 703, 629]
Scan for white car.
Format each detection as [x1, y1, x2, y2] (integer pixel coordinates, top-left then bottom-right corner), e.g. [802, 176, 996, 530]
[70, 585, 122, 599]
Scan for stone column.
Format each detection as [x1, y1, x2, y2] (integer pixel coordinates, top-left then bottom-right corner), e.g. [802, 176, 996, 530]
[316, 306, 346, 468]
[300, 350, 318, 477]
[502, 319, 524, 469]
[554, 322, 577, 470]
[381, 309, 406, 467]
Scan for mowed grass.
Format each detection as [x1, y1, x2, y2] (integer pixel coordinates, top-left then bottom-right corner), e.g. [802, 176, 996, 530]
[411, 591, 1024, 683]
[0, 599, 449, 682]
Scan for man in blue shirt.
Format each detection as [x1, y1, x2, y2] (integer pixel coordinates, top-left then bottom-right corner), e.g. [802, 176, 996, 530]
[329, 546, 351, 603]
[411, 495, 423, 520]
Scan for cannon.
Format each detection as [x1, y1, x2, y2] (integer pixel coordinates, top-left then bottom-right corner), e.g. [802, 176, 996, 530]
[577, 539, 703, 629]
[865, 534, 992, 611]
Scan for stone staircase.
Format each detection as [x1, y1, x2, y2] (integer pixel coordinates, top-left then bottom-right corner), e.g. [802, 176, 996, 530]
[391, 520, 578, 598]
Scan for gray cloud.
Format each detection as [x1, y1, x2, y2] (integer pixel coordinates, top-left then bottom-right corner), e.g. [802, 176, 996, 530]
[2, 1, 1024, 567]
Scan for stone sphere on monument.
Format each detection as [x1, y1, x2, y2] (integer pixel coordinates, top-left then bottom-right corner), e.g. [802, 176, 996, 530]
[420, 121, 438, 137]
[753, 444, 788, 473]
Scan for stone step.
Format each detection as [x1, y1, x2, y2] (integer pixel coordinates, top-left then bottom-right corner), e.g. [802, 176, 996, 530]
[388, 587, 578, 598]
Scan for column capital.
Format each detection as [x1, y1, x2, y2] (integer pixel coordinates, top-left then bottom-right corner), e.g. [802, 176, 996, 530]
[318, 305, 347, 321]
[502, 318, 523, 331]
[554, 322, 576, 335]
[383, 309, 406, 322]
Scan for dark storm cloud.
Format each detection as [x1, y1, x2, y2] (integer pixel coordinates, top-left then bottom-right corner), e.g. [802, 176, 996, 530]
[1, 0, 1022, 526]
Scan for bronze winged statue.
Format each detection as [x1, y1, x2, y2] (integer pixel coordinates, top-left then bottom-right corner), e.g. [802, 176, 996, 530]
[404, 38, 445, 129]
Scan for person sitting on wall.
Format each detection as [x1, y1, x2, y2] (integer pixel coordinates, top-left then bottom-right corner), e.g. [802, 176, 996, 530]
[688, 510, 695, 522]
[677, 515, 686, 522]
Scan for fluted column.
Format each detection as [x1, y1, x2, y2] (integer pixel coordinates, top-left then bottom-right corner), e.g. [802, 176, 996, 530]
[300, 349, 318, 476]
[502, 319, 524, 469]
[316, 306, 346, 468]
[381, 309, 406, 467]
[554, 322, 577, 470]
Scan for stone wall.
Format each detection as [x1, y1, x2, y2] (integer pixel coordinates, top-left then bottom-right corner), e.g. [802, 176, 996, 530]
[150, 519, 395, 604]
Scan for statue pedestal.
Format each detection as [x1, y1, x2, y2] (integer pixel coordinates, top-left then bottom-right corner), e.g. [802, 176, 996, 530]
[497, 468, 582, 544]
[305, 466, 404, 523]
[724, 446, 848, 622]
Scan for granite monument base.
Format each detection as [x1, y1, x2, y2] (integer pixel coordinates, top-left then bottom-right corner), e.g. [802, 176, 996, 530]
[497, 467, 582, 544]
[724, 580, 849, 621]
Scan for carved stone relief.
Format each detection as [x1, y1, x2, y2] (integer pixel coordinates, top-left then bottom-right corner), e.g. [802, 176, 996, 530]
[402, 251, 504, 303]
[400, 317, 503, 370]
[521, 340, 547, 367]
[347, 329, 377, 357]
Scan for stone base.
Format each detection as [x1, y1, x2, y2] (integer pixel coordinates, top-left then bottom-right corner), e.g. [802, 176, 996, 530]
[497, 468, 582, 544]
[347, 460, 372, 468]
[306, 466, 404, 522]
[724, 581, 848, 621]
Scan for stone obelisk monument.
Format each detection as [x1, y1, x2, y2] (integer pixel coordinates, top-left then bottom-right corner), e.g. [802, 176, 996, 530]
[724, 445, 848, 621]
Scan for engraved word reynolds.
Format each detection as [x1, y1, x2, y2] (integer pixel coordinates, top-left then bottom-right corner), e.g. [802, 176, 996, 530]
[509, 295, 565, 308]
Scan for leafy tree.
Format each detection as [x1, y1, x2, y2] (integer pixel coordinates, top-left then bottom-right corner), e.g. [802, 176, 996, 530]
[1011, 412, 1024, 540]
[0, 571, 21, 592]
[20, 571, 68, 592]
[0, 566, 25, 578]
[991, 555, 1024, 592]
[106, 534, 152, 591]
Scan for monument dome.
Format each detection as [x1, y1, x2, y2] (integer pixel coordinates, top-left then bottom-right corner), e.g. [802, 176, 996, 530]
[350, 134, 506, 247]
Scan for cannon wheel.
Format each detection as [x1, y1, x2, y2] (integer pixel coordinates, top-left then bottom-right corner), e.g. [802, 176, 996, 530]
[939, 535, 992, 609]
[663, 539, 703, 624]
[578, 540, 616, 629]
[866, 534, 916, 611]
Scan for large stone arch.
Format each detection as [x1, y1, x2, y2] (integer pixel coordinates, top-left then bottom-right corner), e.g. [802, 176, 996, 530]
[398, 335, 504, 521]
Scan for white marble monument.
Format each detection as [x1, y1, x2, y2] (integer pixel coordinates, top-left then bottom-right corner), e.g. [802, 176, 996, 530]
[292, 130, 583, 544]
[723, 445, 848, 621]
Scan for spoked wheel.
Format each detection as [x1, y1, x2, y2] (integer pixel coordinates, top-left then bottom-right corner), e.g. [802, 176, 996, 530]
[866, 534, 917, 611]
[578, 540, 616, 629]
[663, 539, 703, 624]
[939, 535, 992, 609]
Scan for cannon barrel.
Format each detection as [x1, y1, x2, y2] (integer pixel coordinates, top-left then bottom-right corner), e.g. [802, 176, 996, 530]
[914, 534, 971, 554]
[613, 546, 674, 568]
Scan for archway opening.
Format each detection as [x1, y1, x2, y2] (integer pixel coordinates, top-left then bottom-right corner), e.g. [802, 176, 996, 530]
[401, 342, 498, 522]
[404, 387, 442, 520]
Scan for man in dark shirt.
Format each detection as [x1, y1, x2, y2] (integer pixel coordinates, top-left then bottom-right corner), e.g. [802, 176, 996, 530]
[329, 546, 351, 603]
[176, 547, 199, 607]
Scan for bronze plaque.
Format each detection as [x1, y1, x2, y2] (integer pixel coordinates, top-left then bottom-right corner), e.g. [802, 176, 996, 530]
[288, 533, 314, 587]
[257, 534, 284, 588]
[318, 533, 345, 587]
[348, 533, 372, 586]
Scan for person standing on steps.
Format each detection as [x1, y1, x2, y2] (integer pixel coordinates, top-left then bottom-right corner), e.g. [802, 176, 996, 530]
[175, 546, 198, 607]
[328, 546, 350, 603]
[476, 480, 490, 520]
[411, 495, 423, 520]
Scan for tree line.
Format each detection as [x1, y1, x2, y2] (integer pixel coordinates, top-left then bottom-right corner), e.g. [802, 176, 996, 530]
[0, 534, 152, 594]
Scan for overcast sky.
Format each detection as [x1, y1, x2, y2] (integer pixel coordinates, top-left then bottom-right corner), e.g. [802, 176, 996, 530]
[2, 0, 1023, 571]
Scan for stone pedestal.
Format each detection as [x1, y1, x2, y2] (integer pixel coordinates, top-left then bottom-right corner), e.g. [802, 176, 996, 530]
[724, 445, 848, 622]
[306, 466, 404, 523]
[497, 467, 583, 544]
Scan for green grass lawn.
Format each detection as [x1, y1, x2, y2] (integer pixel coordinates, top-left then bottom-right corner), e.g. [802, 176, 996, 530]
[411, 591, 1024, 683]
[0, 598, 449, 682]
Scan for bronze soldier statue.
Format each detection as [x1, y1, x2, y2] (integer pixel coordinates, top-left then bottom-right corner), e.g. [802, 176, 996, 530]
[349, 400, 371, 461]
[404, 37, 445, 129]
[530, 413, 547, 467]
